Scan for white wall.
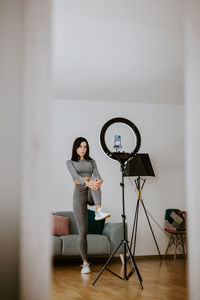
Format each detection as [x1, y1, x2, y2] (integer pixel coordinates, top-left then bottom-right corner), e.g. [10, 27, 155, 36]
[53, 0, 184, 105]
[185, 1, 200, 299]
[52, 98, 185, 255]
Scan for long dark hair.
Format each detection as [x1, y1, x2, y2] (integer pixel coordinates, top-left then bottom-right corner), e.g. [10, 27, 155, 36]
[71, 137, 93, 161]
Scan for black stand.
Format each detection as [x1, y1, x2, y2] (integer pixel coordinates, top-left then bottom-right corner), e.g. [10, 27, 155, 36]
[92, 163, 143, 288]
[130, 176, 162, 260]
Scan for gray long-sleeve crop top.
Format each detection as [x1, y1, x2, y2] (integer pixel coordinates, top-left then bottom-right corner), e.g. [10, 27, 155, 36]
[66, 159, 102, 185]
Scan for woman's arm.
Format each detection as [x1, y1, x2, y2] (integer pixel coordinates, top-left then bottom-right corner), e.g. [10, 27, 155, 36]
[91, 160, 102, 179]
[66, 160, 85, 185]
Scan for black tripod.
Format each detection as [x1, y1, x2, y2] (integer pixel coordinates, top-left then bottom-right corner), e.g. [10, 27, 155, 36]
[130, 176, 162, 260]
[92, 162, 143, 288]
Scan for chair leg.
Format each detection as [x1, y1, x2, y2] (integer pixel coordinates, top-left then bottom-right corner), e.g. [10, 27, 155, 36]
[185, 233, 188, 256]
[181, 234, 185, 255]
[174, 235, 177, 261]
[165, 235, 172, 259]
[119, 253, 124, 265]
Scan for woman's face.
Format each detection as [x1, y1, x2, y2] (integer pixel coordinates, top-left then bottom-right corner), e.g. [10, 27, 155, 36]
[76, 141, 87, 159]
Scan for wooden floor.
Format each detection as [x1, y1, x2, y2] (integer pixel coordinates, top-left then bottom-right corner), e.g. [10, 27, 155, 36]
[51, 256, 188, 300]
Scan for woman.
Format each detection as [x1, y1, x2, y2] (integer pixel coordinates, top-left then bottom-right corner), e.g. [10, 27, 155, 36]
[66, 137, 111, 274]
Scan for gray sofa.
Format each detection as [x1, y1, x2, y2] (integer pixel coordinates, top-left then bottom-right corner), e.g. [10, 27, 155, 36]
[52, 211, 126, 259]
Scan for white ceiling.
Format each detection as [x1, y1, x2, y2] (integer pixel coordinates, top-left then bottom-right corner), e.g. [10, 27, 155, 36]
[53, 0, 184, 105]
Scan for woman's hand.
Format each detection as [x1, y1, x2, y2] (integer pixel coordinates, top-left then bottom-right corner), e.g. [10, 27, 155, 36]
[86, 178, 102, 190]
[93, 178, 103, 189]
[85, 180, 99, 190]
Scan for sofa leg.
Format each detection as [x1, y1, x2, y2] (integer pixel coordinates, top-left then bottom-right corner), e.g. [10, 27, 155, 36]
[119, 253, 124, 265]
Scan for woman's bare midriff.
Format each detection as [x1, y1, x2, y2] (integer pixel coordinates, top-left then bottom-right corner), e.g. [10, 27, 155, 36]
[74, 177, 90, 185]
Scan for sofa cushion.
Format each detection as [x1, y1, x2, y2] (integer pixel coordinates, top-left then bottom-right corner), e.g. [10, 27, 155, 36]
[52, 215, 69, 236]
[61, 234, 110, 256]
[87, 234, 110, 255]
[54, 211, 78, 234]
[164, 209, 185, 232]
[88, 209, 105, 234]
[52, 236, 62, 256]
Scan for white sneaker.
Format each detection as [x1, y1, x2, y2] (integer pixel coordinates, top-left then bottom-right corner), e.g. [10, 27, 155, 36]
[95, 208, 111, 221]
[81, 262, 91, 274]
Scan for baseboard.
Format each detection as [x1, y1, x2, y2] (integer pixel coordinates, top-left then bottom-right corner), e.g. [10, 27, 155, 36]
[116, 253, 187, 260]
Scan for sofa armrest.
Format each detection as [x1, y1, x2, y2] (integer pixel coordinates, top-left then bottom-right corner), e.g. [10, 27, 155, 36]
[102, 222, 127, 254]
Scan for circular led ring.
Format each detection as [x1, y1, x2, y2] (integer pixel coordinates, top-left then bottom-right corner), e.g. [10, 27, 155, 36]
[100, 117, 141, 162]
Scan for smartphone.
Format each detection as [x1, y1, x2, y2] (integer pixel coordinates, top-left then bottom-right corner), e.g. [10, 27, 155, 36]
[113, 135, 122, 151]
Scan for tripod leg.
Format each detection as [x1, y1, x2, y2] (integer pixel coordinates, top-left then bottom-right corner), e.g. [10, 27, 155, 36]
[141, 199, 162, 260]
[123, 238, 127, 277]
[132, 201, 140, 256]
[125, 241, 143, 289]
[92, 240, 123, 286]
[130, 178, 140, 251]
[130, 200, 139, 251]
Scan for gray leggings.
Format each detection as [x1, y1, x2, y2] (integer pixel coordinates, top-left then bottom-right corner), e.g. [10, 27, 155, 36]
[73, 184, 101, 260]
